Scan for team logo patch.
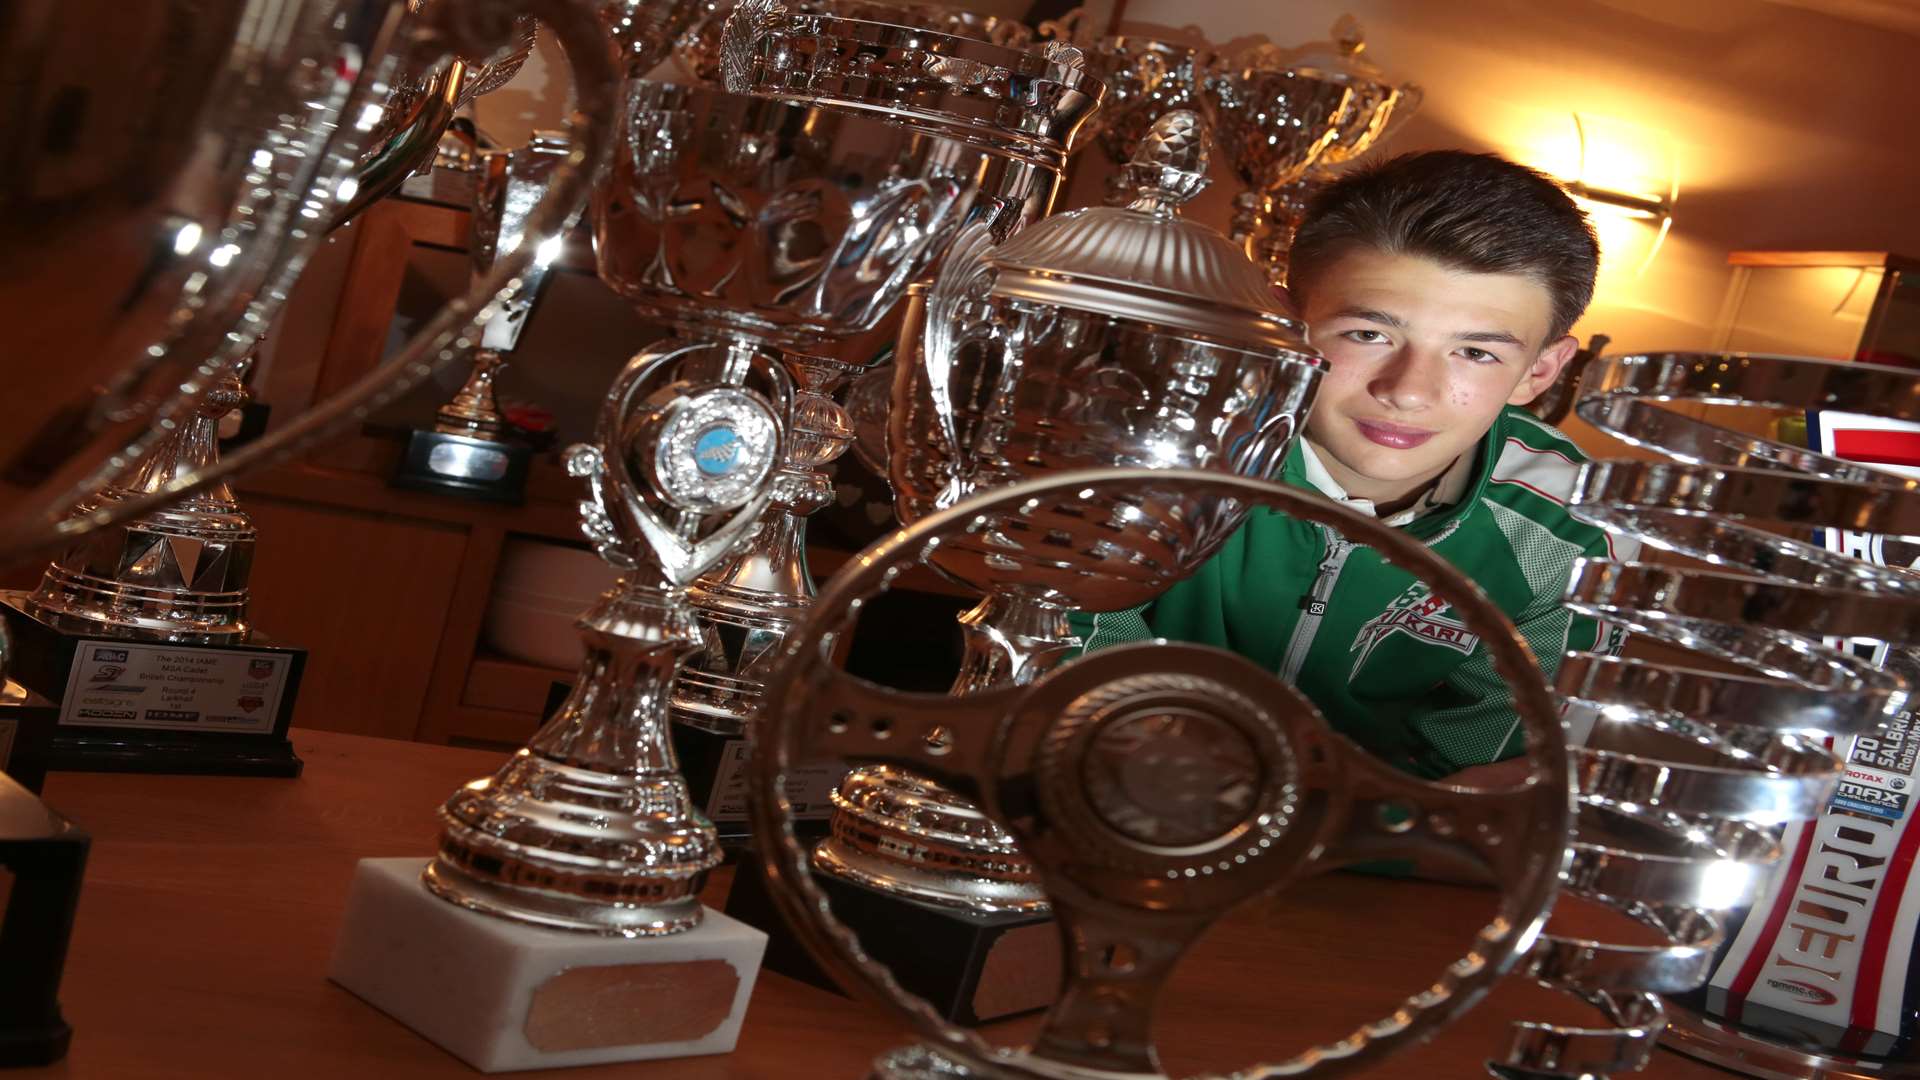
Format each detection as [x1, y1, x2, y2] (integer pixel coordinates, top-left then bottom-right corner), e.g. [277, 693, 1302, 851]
[1349, 583, 1480, 678]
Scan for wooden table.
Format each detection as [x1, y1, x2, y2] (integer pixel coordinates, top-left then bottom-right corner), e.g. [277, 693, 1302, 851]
[18, 730, 1735, 1079]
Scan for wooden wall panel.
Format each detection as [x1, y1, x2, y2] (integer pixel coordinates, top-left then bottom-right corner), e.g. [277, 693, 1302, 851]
[242, 498, 467, 740]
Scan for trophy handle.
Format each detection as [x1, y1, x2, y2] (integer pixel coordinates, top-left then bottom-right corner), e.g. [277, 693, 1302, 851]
[919, 221, 999, 486]
[3, 0, 619, 561]
[1378, 81, 1424, 144]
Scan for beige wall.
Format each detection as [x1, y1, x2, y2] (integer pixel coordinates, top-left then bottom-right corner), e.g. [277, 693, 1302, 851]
[1120, 0, 1920, 354]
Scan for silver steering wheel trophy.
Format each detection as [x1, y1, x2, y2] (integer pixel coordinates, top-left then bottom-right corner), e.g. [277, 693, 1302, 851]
[746, 468, 1573, 1079]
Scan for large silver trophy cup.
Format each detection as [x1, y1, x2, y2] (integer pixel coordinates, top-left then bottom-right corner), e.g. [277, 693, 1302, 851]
[592, 9, 1103, 748]
[812, 112, 1326, 917]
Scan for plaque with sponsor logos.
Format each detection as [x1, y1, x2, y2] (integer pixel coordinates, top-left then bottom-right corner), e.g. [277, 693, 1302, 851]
[0, 595, 305, 778]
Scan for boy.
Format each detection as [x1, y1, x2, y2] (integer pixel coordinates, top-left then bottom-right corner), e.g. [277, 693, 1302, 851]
[1077, 150, 1635, 786]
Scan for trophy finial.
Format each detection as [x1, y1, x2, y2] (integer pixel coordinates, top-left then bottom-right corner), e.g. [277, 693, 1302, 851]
[1123, 109, 1210, 214]
[1333, 14, 1365, 58]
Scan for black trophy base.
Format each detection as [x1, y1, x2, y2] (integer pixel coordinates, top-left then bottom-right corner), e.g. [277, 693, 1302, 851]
[390, 429, 531, 504]
[0, 771, 88, 1066]
[0, 682, 58, 794]
[1, 595, 307, 779]
[45, 729, 302, 778]
[725, 851, 1059, 1026]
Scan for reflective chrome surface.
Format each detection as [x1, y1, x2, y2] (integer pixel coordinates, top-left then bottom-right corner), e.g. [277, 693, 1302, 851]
[1039, 17, 1215, 203]
[0, 0, 618, 562]
[1200, 48, 1354, 284]
[28, 364, 256, 644]
[676, 0, 1034, 83]
[593, 71, 1080, 737]
[1214, 18, 1422, 284]
[831, 113, 1323, 914]
[717, 7, 1100, 157]
[1495, 352, 1920, 1078]
[435, 132, 577, 439]
[750, 469, 1572, 1079]
[424, 341, 788, 935]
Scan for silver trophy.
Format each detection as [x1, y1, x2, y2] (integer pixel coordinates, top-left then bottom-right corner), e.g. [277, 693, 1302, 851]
[1499, 353, 1920, 1078]
[424, 342, 788, 935]
[396, 133, 577, 499]
[1200, 41, 1356, 284]
[591, 14, 1102, 747]
[0, 0, 616, 561]
[817, 111, 1325, 917]
[1218, 17, 1422, 284]
[27, 363, 257, 643]
[747, 468, 1573, 1079]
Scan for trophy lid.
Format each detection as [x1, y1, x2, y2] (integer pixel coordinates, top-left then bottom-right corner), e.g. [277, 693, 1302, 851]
[984, 110, 1310, 351]
[1263, 15, 1397, 88]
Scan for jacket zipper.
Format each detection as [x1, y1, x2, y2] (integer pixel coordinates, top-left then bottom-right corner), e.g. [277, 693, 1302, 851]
[1279, 526, 1355, 682]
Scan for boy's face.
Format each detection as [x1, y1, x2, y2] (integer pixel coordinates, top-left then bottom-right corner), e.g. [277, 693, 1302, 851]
[1293, 249, 1577, 507]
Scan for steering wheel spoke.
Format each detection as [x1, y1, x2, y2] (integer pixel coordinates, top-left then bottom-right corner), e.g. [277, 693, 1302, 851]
[1312, 736, 1565, 886]
[799, 666, 1021, 796]
[1027, 897, 1214, 1076]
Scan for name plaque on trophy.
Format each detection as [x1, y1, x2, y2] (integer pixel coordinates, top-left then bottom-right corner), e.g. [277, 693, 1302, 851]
[1, 594, 306, 778]
[56, 639, 294, 736]
[391, 429, 532, 505]
[701, 740, 842, 826]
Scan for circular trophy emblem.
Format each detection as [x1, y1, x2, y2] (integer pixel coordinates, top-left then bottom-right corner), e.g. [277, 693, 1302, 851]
[649, 387, 780, 513]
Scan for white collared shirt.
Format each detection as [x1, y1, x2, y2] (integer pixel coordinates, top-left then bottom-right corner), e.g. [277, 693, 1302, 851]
[1298, 439, 1475, 527]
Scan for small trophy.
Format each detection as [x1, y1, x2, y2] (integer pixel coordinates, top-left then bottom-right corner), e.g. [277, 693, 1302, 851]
[330, 339, 787, 1071]
[1, 361, 308, 777]
[391, 133, 574, 504]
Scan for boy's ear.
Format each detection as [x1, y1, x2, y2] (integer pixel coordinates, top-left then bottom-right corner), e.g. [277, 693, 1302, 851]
[1508, 334, 1580, 407]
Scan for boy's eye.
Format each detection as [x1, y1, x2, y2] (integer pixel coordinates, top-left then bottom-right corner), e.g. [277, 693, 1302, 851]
[1459, 347, 1500, 364]
[1341, 329, 1389, 344]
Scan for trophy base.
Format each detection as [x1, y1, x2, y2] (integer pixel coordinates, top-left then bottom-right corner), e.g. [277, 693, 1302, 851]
[390, 429, 531, 504]
[0, 596, 306, 779]
[673, 717, 840, 852]
[0, 681, 58, 794]
[330, 858, 767, 1073]
[1661, 998, 1916, 1079]
[0, 771, 88, 1067]
[725, 852, 1058, 1026]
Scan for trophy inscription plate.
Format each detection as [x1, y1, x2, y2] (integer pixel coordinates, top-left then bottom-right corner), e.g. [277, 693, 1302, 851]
[2, 595, 306, 777]
[523, 959, 739, 1050]
[55, 638, 294, 735]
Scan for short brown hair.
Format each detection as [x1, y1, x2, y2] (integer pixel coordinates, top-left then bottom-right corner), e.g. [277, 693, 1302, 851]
[1289, 151, 1600, 343]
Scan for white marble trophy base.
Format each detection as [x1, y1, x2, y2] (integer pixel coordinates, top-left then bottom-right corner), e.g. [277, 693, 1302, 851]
[329, 858, 766, 1072]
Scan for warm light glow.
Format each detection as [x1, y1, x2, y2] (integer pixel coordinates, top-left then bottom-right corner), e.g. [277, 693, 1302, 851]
[1522, 113, 1678, 282]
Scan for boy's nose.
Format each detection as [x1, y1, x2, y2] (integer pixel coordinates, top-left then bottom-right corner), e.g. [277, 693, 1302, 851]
[1367, 347, 1443, 412]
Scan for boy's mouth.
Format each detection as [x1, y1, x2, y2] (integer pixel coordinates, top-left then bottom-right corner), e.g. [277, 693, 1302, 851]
[1353, 418, 1436, 450]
